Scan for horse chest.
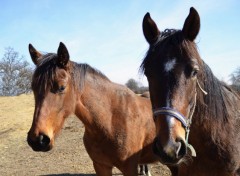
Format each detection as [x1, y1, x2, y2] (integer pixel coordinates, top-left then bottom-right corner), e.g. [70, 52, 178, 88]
[83, 131, 129, 165]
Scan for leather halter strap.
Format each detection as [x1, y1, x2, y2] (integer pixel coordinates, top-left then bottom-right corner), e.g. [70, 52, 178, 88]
[153, 107, 187, 128]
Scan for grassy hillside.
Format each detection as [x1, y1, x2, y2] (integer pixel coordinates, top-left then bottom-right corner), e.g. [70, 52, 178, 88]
[0, 94, 34, 150]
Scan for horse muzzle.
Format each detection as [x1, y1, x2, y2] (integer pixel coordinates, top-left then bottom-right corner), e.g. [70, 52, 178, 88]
[153, 137, 187, 165]
[27, 132, 52, 152]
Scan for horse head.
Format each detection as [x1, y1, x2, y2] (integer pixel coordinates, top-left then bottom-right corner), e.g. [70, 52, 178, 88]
[27, 43, 76, 151]
[141, 7, 203, 164]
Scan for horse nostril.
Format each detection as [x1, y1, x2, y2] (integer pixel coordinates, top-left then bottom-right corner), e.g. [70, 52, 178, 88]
[38, 134, 50, 148]
[176, 139, 187, 158]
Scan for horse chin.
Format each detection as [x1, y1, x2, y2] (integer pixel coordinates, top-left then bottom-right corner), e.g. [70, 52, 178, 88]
[152, 139, 183, 166]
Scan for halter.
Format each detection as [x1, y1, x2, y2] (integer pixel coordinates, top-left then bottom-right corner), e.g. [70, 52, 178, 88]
[152, 79, 207, 157]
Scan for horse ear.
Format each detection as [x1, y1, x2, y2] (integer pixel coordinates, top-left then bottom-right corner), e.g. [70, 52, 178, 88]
[142, 12, 160, 44]
[57, 42, 69, 68]
[29, 44, 42, 65]
[182, 7, 200, 41]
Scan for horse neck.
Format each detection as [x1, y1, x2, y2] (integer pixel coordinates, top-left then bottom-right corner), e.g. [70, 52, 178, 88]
[73, 73, 121, 136]
[191, 63, 240, 153]
[73, 72, 153, 138]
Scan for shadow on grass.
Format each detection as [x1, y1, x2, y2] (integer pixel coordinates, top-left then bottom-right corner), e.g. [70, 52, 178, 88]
[41, 173, 122, 176]
[40, 174, 95, 176]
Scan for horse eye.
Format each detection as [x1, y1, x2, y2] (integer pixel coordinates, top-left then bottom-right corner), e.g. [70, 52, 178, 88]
[191, 69, 199, 77]
[58, 85, 65, 92]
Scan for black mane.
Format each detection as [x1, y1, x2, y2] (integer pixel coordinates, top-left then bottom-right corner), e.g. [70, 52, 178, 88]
[70, 61, 109, 91]
[197, 62, 233, 122]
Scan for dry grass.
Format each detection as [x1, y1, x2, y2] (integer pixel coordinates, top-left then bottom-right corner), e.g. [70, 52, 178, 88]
[0, 94, 34, 149]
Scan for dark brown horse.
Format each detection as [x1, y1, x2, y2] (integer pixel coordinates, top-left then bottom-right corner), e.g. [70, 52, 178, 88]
[27, 42, 158, 176]
[140, 7, 240, 176]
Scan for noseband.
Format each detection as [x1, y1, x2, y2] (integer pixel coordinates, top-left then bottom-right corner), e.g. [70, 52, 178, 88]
[153, 107, 188, 128]
[152, 79, 207, 157]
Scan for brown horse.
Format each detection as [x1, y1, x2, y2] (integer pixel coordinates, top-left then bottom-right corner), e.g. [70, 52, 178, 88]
[27, 42, 158, 176]
[140, 7, 240, 176]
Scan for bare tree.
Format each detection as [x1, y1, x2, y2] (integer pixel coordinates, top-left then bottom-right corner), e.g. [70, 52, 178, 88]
[0, 47, 33, 96]
[125, 78, 148, 94]
[125, 78, 139, 93]
[230, 67, 240, 93]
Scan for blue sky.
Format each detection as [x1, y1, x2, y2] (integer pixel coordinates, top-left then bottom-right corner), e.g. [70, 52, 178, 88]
[0, 0, 239, 86]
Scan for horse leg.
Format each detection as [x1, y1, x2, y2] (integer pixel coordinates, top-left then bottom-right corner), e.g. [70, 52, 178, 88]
[144, 164, 152, 176]
[93, 161, 112, 176]
[120, 160, 138, 176]
[139, 165, 145, 175]
[169, 166, 178, 176]
[139, 165, 152, 176]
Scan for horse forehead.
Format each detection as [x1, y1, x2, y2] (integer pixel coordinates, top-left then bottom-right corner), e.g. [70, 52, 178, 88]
[56, 68, 68, 78]
[164, 58, 177, 73]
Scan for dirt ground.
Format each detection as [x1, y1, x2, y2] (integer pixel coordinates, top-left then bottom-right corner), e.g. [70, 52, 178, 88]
[0, 94, 171, 176]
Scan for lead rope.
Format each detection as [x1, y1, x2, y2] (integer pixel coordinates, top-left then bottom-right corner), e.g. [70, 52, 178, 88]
[185, 79, 208, 157]
[185, 92, 197, 144]
[197, 79, 208, 95]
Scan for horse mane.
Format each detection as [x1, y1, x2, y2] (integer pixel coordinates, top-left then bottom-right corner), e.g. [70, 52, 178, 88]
[197, 62, 232, 122]
[198, 64, 240, 164]
[32, 53, 57, 95]
[32, 53, 109, 95]
[70, 61, 109, 91]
